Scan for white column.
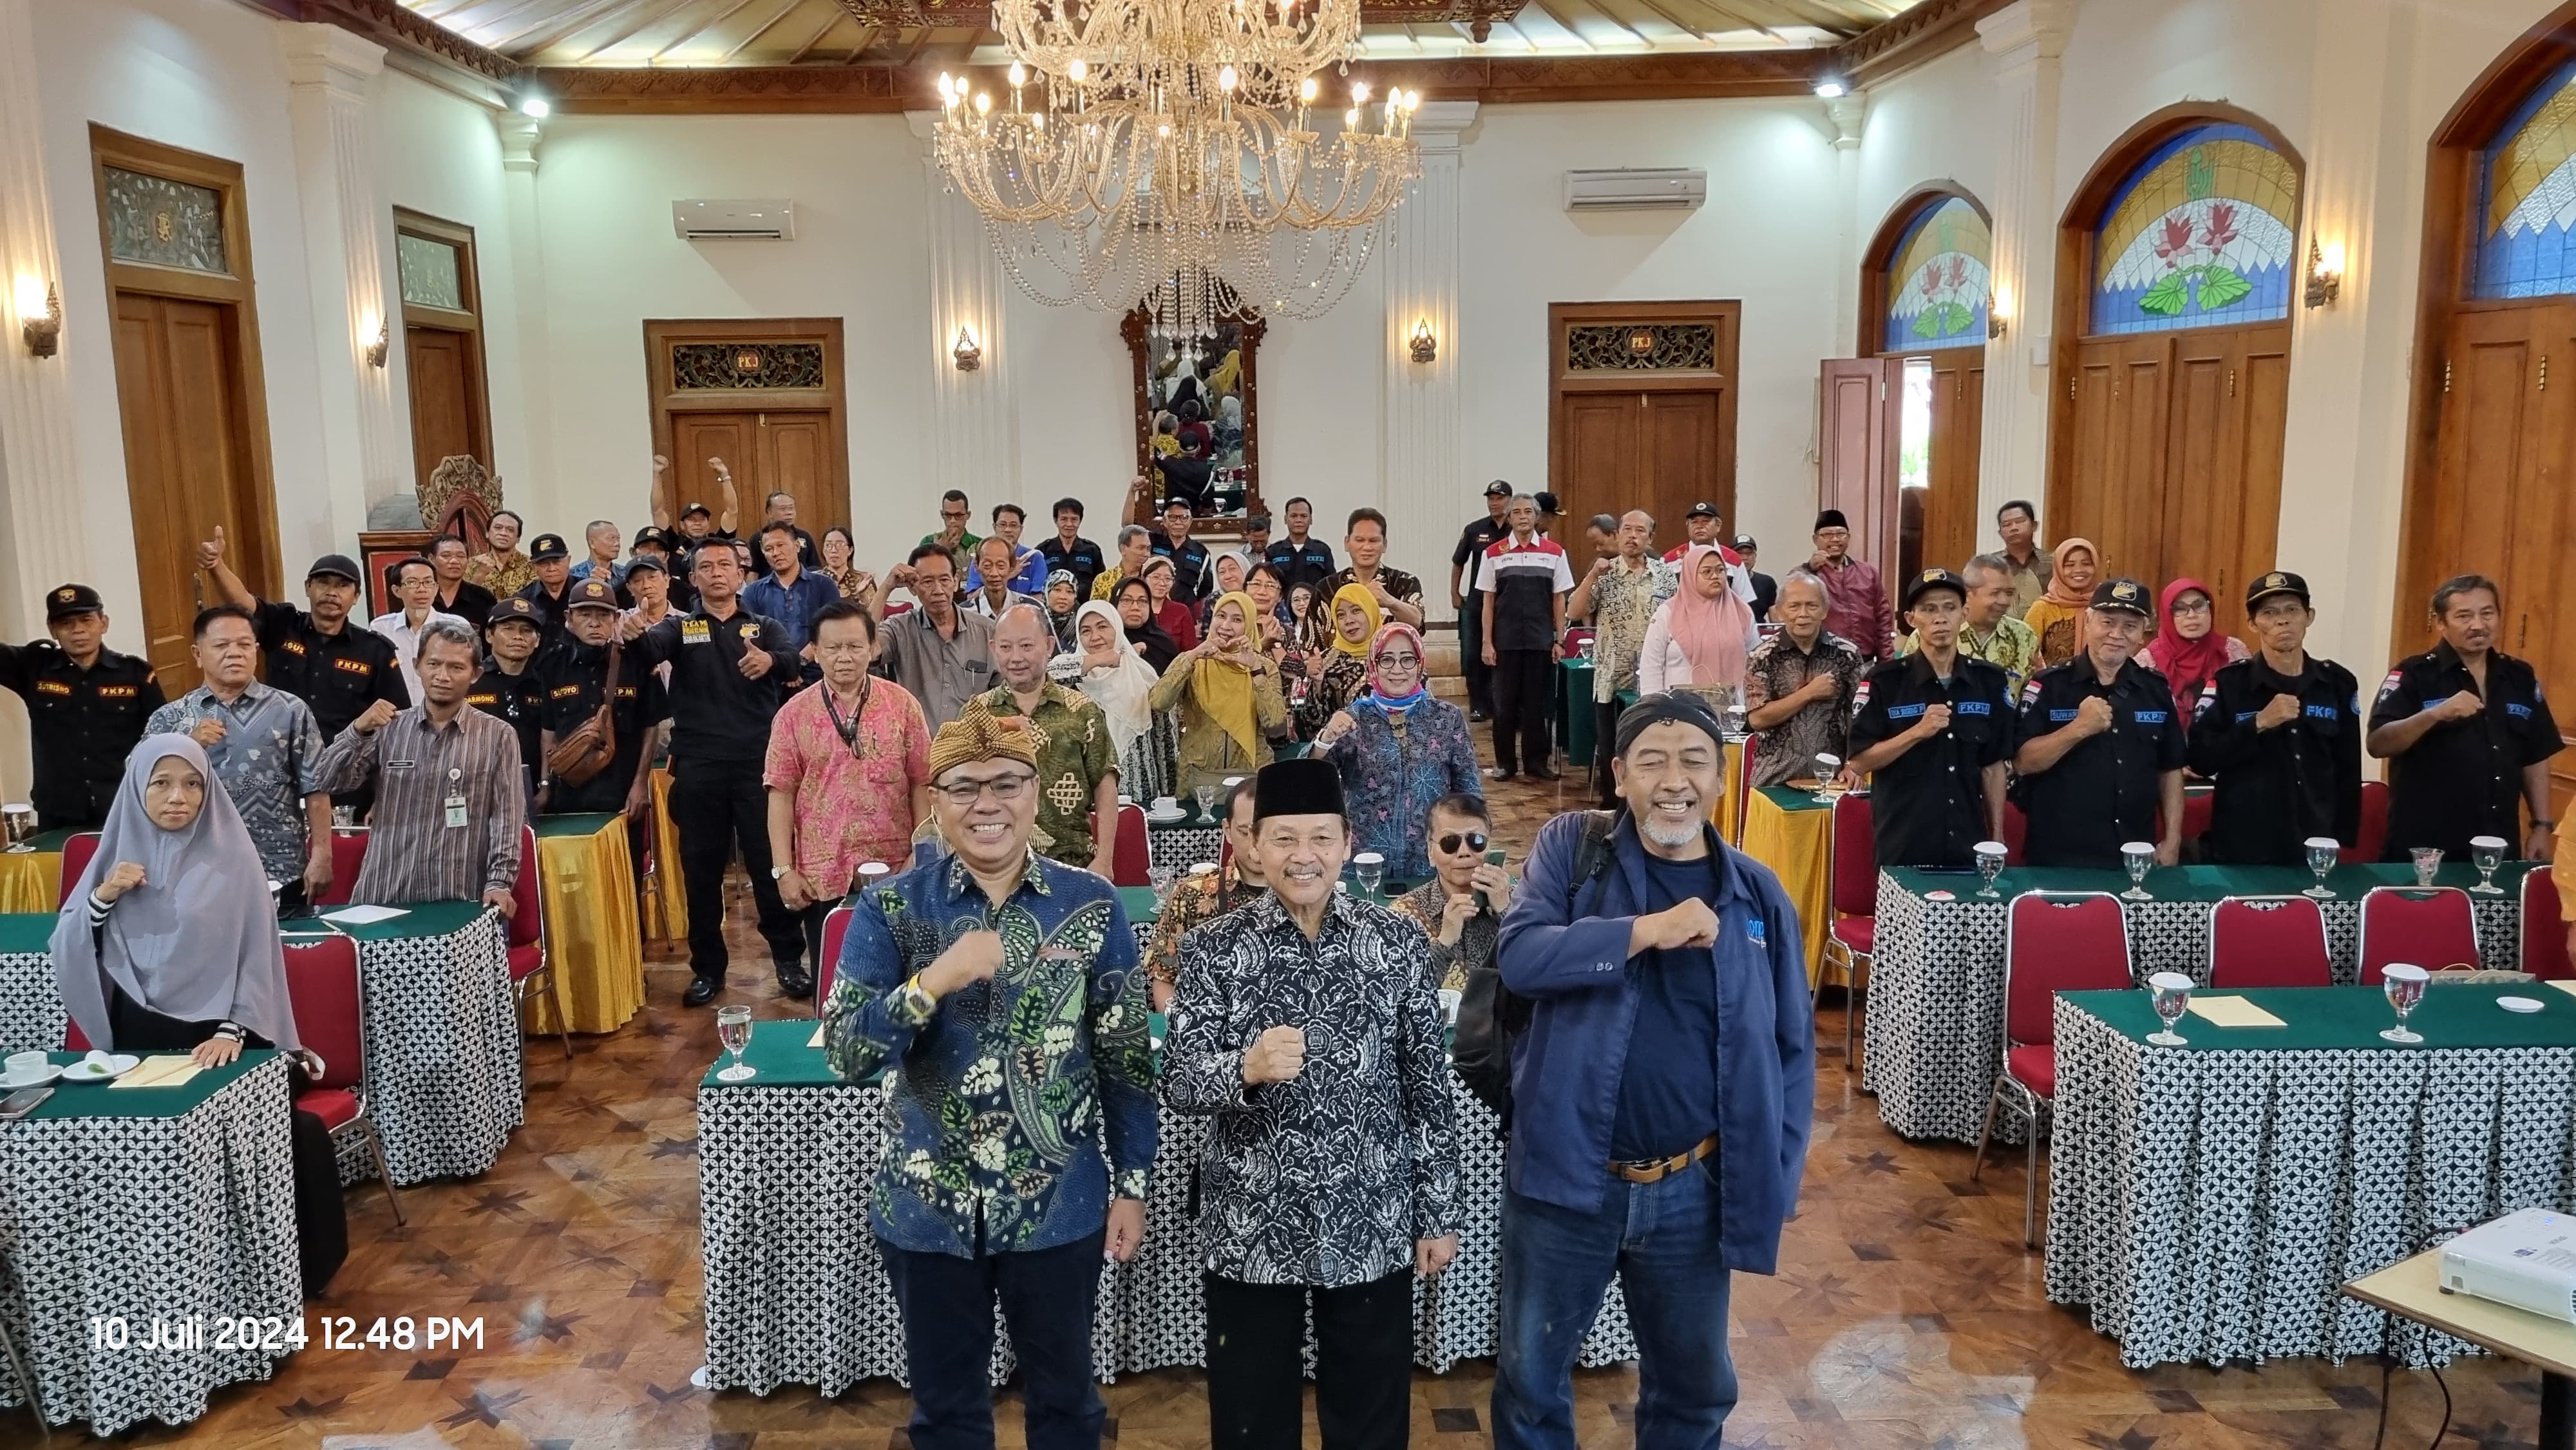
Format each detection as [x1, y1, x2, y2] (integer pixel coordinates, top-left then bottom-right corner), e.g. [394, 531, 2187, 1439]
[911, 111, 1019, 504]
[1382, 100, 1478, 608]
[1976, 0, 2078, 528]
[0, 0, 86, 798]
[495, 112, 554, 511]
[1826, 93, 1869, 363]
[281, 23, 403, 538]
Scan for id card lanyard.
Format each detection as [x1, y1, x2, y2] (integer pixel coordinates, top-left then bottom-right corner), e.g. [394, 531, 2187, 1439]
[445, 766, 468, 829]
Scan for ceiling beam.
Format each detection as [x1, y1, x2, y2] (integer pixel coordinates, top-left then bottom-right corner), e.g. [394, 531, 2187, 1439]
[1829, 0, 2012, 86]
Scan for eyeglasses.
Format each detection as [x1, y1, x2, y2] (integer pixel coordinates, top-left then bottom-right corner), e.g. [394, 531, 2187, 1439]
[933, 772, 1035, 805]
[1435, 831, 1490, 856]
[2171, 599, 2213, 616]
[1376, 652, 1421, 668]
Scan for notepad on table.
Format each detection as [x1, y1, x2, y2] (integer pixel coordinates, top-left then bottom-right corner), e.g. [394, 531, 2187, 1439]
[321, 904, 408, 926]
[2184, 995, 2287, 1028]
[2550, 979, 2576, 1002]
[807, 1023, 825, 1048]
[110, 1055, 203, 1089]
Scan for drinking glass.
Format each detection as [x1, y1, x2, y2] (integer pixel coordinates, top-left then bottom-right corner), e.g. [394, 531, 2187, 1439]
[2145, 971, 2193, 1046]
[1811, 753, 1842, 805]
[1, 804, 33, 853]
[2469, 835, 2508, 894]
[2379, 963, 2429, 1044]
[1973, 842, 2007, 899]
[1189, 861, 1218, 880]
[1725, 702, 1748, 739]
[2303, 836, 2340, 898]
[1148, 863, 1176, 897]
[1354, 851, 1385, 896]
[2410, 846, 2444, 888]
[1193, 783, 1220, 824]
[715, 1006, 756, 1081]
[2120, 842, 2155, 900]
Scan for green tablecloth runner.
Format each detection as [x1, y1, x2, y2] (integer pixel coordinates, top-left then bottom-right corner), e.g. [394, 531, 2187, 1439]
[2061, 982, 2576, 1052]
[305, 896, 493, 943]
[1888, 859, 2541, 904]
[1756, 784, 1832, 814]
[21, 1048, 272, 1119]
[0, 910, 53, 955]
[536, 811, 621, 839]
[701, 1019, 857, 1089]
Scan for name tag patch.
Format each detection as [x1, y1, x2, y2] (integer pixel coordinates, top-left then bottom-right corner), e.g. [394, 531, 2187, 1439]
[331, 657, 372, 676]
[2304, 704, 2339, 720]
[1957, 700, 1991, 717]
[95, 684, 137, 700]
[2049, 708, 2079, 722]
[682, 620, 710, 643]
[2508, 702, 2533, 719]
[2132, 710, 2168, 724]
[551, 684, 582, 699]
[1886, 703, 1926, 720]
[33, 681, 70, 697]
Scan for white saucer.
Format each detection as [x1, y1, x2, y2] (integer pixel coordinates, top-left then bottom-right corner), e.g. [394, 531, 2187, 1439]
[61, 1053, 140, 1084]
[2498, 995, 2545, 1014]
[0, 1064, 62, 1089]
[1144, 810, 1189, 826]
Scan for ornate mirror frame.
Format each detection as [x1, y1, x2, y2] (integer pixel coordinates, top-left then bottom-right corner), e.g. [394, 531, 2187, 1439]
[1121, 304, 1267, 525]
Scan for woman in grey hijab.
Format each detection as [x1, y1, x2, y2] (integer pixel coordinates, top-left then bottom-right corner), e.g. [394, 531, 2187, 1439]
[53, 734, 346, 1290]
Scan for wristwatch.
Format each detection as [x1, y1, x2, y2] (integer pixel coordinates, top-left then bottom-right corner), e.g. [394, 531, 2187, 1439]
[770, 865, 790, 880]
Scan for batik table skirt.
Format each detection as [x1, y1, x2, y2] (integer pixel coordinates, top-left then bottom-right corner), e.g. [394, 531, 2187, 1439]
[0, 913, 61, 1052]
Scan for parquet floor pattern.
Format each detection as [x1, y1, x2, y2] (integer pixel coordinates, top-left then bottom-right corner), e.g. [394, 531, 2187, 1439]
[46, 751, 2544, 1449]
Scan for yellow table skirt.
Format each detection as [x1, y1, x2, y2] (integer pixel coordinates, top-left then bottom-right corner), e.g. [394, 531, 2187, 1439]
[1712, 739, 1747, 843]
[1739, 785, 1832, 986]
[530, 814, 647, 1036]
[643, 766, 687, 945]
[0, 850, 61, 915]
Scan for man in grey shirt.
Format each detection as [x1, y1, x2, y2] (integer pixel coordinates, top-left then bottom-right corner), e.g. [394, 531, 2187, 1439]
[145, 605, 334, 910]
[875, 541, 996, 731]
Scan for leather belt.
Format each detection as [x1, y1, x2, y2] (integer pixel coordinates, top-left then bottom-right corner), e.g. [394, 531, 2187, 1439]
[1609, 1133, 1716, 1184]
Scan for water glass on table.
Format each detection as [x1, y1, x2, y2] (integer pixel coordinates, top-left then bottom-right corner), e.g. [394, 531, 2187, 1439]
[1810, 753, 1842, 805]
[2380, 963, 2429, 1044]
[715, 1006, 756, 1081]
[1352, 851, 1385, 896]
[2469, 836, 2508, 894]
[2145, 972, 2193, 1046]
[2410, 846, 2443, 887]
[2120, 841, 2155, 900]
[1973, 841, 2007, 899]
[1193, 783, 1220, 824]
[2303, 837, 2340, 898]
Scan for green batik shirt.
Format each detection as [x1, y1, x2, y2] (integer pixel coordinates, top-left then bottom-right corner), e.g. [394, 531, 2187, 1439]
[820, 849, 1157, 1256]
[965, 682, 1117, 865]
[1901, 613, 2041, 697]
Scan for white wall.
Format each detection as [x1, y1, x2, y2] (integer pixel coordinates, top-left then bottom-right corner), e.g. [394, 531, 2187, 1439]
[1855, 41, 1999, 288]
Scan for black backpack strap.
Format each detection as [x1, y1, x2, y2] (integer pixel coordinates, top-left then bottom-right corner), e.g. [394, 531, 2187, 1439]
[1564, 809, 1618, 918]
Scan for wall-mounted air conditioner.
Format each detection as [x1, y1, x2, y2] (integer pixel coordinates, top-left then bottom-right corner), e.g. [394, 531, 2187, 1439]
[672, 200, 797, 240]
[1562, 168, 1707, 212]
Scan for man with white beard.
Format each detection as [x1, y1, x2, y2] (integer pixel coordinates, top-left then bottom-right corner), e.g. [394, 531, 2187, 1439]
[1489, 690, 1814, 1450]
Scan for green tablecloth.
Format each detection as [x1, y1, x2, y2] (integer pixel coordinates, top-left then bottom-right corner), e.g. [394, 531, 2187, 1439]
[309, 896, 493, 942]
[701, 1018, 853, 1088]
[1555, 658, 1636, 771]
[0, 910, 52, 954]
[1887, 859, 2541, 905]
[21, 1047, 274, 1118]
[2061, 981, 2576, 1051]
[536, 811, 620, 839]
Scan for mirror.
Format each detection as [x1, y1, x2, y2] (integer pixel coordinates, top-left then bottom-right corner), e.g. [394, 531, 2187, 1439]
[1122, 303, 1266, 524]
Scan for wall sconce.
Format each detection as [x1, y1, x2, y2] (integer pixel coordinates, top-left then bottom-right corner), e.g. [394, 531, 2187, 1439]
[1987, 283, 2011, 341]
[952, 325, 983, 372]
[16, 278, 60, 359]
[2305, 240, 2344, 309]
[361, 314, 390, 369]
[1407, 317, 1437, 364]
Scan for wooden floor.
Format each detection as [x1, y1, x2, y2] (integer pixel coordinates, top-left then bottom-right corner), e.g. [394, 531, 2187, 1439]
[59, 759, 2546, 1449]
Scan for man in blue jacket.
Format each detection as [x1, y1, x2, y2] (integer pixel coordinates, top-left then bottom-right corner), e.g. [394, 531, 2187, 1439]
[1490, 690, 1815, 1449]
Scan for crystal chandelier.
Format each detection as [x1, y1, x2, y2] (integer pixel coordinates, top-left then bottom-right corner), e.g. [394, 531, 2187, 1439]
[927, 0, 1423, 334]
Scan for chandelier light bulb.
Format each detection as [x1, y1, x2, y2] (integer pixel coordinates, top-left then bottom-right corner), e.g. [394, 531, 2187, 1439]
[975, 91, 993, 114]
[1345, 106, 1359, 127]
[1351, 80, 1370, 104]
[1219, 64, 1239, 93]
[1067, 57, 1088, 82]
[1299, 76, 1319, 103]
[1008, 61, 1027, 86]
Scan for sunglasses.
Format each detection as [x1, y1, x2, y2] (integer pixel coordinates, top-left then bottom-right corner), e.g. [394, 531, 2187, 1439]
[1435, 831, 1490, 856]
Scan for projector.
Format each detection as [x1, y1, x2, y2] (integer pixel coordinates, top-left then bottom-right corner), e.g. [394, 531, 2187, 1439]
[2438, 1207, 2576, 1324]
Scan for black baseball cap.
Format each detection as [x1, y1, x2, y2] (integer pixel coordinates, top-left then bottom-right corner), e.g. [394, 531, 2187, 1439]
[1902, 567, 1969, 610]
[1732, 534, 1757, 551]
[44, 583, 102, 621]
[1482, 480, 1513, 498]
[2090, 578, 2153, 617]
[486, 597, 542, 630]
[307, 554, 363, 584]
[1533, 491, 1561, 514]
[528, 533, 571, 562]
[681, 502, 713, 519]
[1685, 502, 1719, 520]
[632, 527, 672, 552]
[623, 551, 667, 578]
[2246, 570, 2311, 610]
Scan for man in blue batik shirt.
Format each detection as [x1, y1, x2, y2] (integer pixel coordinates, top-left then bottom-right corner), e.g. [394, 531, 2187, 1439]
[821, 709, 1155, 1450]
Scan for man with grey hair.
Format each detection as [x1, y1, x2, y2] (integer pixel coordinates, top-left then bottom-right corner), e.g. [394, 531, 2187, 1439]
[1741, 570, 1864, 788]
[568, 519, 629, 593]
[960, 603, 1120, 874]
[1569, 509, 1672, 806]
[1901, 553, 2040, 695]
[314, 617, 527, 910]
[1092, 523, 1157, 602]
[1475, 494, 1576, 782]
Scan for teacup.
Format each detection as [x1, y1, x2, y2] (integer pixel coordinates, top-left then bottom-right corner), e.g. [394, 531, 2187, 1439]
[3, 1050, 47, 1083]
[1151, 796, 1180, 814]
[1437, 988, 1462, 1025]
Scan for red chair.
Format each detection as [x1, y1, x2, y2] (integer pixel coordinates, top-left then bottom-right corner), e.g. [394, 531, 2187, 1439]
[2521, 865, 2573, 981]
[1097, 802, 1150, 888]
[1815, 792, 1877, 1073]
[504, 824, 568, 1060]
[2207, 896, 2331, 988]
[2338, 780, 2391, 866]
[314, 828, 369, 908]
[815, 904, 855, 1013]
[1973, 891, 2132, 1248]
[2356, 885, 2478, 986]
[1731, 735, 1758, 846]
[281, 933, 403, 1223]
[58, 832, 100, 906]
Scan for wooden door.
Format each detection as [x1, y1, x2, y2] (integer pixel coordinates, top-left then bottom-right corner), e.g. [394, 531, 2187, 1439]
[1817, 358, 1901, 574]
[666, 410, 841, 538]
[404, 325, 486, 489]
[110, 292, 265, 688]
[1643, 391, 1721, 536]
[1920, 352, 1985, 576]
[2161, 325, 2289, 639]
[2063, 334, 2174, 590]
[1558, 393, 1641, 529]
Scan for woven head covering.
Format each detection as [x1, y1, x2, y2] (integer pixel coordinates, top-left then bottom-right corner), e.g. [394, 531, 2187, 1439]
[1363, 622, 1430, 716]
[1325, 582, 1385, 659]
[928, 707, 1041, 785]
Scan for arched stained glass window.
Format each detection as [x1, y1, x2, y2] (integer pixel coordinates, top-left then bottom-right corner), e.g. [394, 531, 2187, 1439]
[1882, 196, 1991, 352]
[2472, 58, 2576, 298]
[2089, 122, 2301, 334]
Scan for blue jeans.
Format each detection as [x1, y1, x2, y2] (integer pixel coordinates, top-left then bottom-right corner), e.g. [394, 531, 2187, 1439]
[1491, 1161, 1738, 1450]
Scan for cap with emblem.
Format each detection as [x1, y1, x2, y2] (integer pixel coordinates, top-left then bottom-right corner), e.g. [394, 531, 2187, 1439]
[632, 527, 671, 552]
[306, 554, 362, 584]
[1902, 567, 1969, 610]
[2089, 578, 2153, 617]
[44, 584, 102, 621]
[1482, 480, 1513, 498]
[2245, 570, 2310, 611]
[623, 551, 667, 578]
[681, 502, 713, 519]
[528, 533, 571, 562]
[1685, 502, 1719, 521]
[486, 597, 542, 630]
[1732, 534, 1757, 551]
[568, 579, 620, 612]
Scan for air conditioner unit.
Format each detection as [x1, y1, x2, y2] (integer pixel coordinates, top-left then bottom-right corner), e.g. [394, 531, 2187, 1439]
[672, 199, 797, 240]
[1562, 168, 1706, 212]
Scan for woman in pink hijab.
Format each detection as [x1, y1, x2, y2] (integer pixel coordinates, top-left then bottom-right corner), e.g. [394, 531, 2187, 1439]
[1638, 543, 1755, 707]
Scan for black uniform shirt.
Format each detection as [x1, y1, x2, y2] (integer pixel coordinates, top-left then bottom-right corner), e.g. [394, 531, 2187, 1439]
[1152, 533, 1215, 605]
[2367, 642, 2562, 860]
[249, 599, 408, 740]
[516, 579, 578, 653]
[538, 640, 669, 814]
[1747, 570, 1779, 624]
[1038, 536, 1106, 598]
[2012, 654, 2188, 869]
[0, 643, 164, 827]
[1263, 536, 1338, 596]
[2186, 654, 2362, 866]
[1452, 514, 1506, 596]
[1846, 650, 2012, 869]
[628, 605, 799, 769]
[466, 663, 547, 791]
[433, 580, 497, 632]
